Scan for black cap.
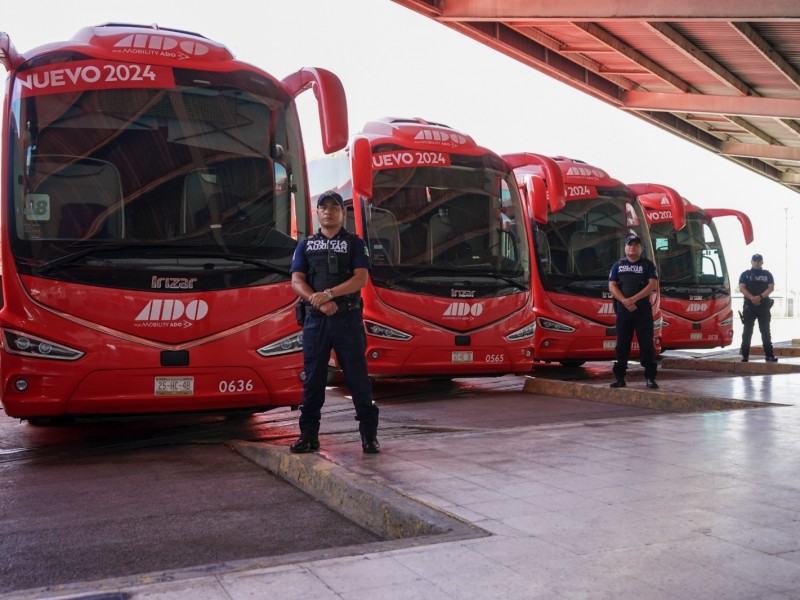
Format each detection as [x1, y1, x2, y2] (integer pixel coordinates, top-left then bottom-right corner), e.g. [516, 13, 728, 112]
[752, 253, 763, 261]
[625, 234, 642, 245]
[317, 190, 344, 208]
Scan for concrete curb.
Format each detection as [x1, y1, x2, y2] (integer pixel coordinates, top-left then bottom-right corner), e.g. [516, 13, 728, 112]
[522, 376, 784, 412]
[230, 440, 488, 543]
[660, 356, 800, 373]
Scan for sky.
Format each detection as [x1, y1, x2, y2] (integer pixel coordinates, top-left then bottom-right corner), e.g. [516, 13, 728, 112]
[2, 0, 797, 302]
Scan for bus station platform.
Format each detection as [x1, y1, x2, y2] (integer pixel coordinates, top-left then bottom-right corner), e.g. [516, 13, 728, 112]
[14, 340, 800, 600]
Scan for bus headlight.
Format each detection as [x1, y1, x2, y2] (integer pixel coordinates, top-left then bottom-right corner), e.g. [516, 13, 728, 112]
[257, 332, 303, 357]
[537, 317, 575, 333]
[720, 315, 733, 327]
[2, 329, 84, 361]
[364, 320, 412, 341]
[506, 321, 535, 341]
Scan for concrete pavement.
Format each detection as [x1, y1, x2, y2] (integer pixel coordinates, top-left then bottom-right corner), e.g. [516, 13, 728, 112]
[8, 342, 800, 600]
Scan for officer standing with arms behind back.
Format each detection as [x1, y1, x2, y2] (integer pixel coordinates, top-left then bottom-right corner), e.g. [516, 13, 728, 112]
[289, 190, 380, 454]
[739, 253, 778, 362]
[608, 234, 660, 389]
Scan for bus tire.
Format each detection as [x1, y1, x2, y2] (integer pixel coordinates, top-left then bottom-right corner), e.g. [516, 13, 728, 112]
[559, 360, 586, 368]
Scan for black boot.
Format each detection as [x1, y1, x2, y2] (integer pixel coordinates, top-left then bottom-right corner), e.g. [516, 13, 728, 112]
[289, 437, 320, 453]
[361, 435, 380, 454]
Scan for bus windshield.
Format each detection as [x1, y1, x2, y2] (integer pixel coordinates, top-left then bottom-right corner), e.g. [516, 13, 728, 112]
[9, 63, 303, 289]
[362, 164, 530, 297]
[650, 217, 729, 291]
[534, 189, 650, 295]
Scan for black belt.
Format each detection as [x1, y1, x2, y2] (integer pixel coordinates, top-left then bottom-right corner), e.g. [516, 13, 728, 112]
[308, 300, 362, 317]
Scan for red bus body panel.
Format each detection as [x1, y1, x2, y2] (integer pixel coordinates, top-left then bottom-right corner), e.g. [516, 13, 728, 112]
[0, 24, 347, 419]
[509, 156, 676, 363]
[641, 194, 752, 350]
[319, 117, 537, 378]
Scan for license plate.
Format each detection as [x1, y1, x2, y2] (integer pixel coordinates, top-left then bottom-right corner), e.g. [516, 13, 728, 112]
[452, 351, 474, 363]
[690, 333, 702, 340]
[603, 340, 617, 350]
[154, 376, 194, 396]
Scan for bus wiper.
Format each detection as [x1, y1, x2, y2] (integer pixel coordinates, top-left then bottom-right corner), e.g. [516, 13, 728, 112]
[459, 271, 528, 291]
[36, 244, 132, 274]
[385, 266, 466, 286]
[180, 252, 291, 276]
[36, 246, 290, 276]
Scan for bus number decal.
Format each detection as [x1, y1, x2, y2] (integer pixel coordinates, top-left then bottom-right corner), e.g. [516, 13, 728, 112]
[485, 354, 505, 363]
[219, 379, 254, 393]
[565, 185, 596, 200]
[16, 60, 176, 98]
[372, 151, 450, 170]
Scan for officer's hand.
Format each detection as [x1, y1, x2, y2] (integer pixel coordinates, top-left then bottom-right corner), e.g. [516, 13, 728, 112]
[319, 301, 338, 316]
[752, 296, 762, 306]
[309, 292, 328, 308]
[627, 303, 637, 312]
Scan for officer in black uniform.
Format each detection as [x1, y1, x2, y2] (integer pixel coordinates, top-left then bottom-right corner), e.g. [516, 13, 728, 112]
[289, 190, 380, 453]
[608, 234, 659, 389]
[739, 253, 777, 362]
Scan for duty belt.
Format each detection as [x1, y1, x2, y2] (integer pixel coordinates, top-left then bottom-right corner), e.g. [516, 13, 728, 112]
[308, 300, 362, 318]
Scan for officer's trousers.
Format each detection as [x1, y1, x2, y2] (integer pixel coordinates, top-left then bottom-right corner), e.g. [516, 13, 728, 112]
[298, 309, 379, 440]
[741, 303, 773, 358]
[613, 306, 657, 380]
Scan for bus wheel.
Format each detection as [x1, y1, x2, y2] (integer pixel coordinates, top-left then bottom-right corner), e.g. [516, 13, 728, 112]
[327, 367, 344, 385]
[559, 360, 586, 368]
[26, 416, 70, 426]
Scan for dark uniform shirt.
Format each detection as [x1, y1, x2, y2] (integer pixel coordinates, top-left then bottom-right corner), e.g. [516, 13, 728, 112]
[609, 257, 658, 309]
[290, 228, 371, 304]
[739, 268, 774, 307]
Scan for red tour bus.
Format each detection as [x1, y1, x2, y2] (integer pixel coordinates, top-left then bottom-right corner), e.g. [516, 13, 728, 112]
[309, 117, 565, 378]
[505, 155, 686, 366]
[639, 192, 753, 350]
[0, 24, 348, 421]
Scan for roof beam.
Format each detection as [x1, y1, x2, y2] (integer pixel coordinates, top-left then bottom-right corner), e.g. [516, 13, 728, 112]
[781, 172, 800, 184]
[622, 91, 800, 119]
[573, 22, 692, 92]
[433, 0, 800, 21]
[645, 22, 754, 95]
[731, 22, 800, 92]
[721, 142, 800, 162]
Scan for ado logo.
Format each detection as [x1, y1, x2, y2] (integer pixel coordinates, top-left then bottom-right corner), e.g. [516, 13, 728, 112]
[443, 302, 483, 318]
[136, 299, 208, 321]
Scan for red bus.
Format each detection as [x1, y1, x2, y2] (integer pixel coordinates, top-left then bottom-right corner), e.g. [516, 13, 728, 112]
[639, 192, 753, 350]
[0, 24, 348, 421]
[309, 117, 564, 378]
[504, 156, 686, 366]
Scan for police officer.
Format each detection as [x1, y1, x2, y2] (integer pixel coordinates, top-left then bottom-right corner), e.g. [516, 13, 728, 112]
[608, 234, 659, 389]
[289, 190, 380, 454]
[739, 253, 777, 362]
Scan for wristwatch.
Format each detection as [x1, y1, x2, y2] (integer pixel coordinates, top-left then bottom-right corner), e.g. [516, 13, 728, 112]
[324, 288, 334, 300]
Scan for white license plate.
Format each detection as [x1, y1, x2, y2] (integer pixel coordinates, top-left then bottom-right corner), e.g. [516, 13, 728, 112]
[452, 351, 474, 363]
[690, 333, 702, 340]
[154, 376, 194, 396]
[603, 340, 617, 350]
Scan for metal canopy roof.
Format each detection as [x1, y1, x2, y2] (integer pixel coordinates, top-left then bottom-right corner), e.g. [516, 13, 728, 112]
[391, 0, 800, 194]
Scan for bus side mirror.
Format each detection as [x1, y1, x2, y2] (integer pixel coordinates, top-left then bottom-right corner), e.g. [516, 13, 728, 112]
[0, 33, 21, 71]
[282, 67, 348, 154]
[526, 175, 548, 224]
[350, 136, 372, 200]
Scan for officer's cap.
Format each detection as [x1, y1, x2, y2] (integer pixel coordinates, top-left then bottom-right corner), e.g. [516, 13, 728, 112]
[625, 234, 642, 245]
[317, 190, 344, 208]
[752, 253, 764, 262]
